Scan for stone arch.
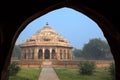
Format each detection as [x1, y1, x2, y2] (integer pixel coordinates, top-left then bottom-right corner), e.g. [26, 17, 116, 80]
[13, 5, 115, 76]
[52, 49, 56, 59]
[1, 1, 120, 80]
[13, 3, 115, 61]
[45, 49, 50, 59]
[38, 49, 42, 59]
[16, 6, 115, 61]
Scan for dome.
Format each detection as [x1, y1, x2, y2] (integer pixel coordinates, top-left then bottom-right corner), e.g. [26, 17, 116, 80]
[36, 22, 58, 35]
[21, 23, 72, 47]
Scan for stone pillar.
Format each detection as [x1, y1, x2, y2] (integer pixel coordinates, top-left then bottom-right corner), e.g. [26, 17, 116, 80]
[26, 50, 28, 60]
[60, 49, 62, 60]
[21, 50, 24, 60]
[64, 53, 65, 59]
[62, 50, 63, 60]
[55, 48, 57, 59]
[50, 48, 52, 59]
[34, 47, 38, 60]
[66, 52, 67, 60]
[28, 49, 30, 60]
[65, 49, 67, 60]
[43, 48, 45, 60]
[57, 48, 60, 60]
[32, 49, 34, 59]
[29, 48, 32, 59]
[67, 50, 70, 60]
[70, 49, 72, 60]
[23, 49, 26, 60]
[31, 49, 33, 59]
[67, 50, 69, 59]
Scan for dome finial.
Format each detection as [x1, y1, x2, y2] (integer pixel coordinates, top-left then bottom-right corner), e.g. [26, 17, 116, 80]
[46, 22, 48, 25]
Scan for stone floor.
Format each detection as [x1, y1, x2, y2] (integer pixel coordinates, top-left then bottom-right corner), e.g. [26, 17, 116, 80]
[38, 66, 60, 80]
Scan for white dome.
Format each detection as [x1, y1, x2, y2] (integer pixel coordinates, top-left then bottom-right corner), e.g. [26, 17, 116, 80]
[21, 23, 72, 47]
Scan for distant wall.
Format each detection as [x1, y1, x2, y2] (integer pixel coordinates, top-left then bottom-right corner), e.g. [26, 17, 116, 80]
[11, 60, 114, 69]
[52, 60, 114, 68]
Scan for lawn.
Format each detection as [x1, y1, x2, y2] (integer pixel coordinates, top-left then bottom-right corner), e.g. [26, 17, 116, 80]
[55, 68, 112, 80]
[9, 68, 41, 80]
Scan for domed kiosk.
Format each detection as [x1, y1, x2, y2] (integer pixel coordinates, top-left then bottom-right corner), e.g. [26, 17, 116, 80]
[20, 23, 73, 62]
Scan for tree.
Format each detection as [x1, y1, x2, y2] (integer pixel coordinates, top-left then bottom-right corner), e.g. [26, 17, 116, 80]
[82, 38, 112, 60]
[9, 62, 21, 76]
[79, 61, 96, 75]
[108, 62, 115, 80]
[73, 48, 83, 58]
[12, 45, 21, 60]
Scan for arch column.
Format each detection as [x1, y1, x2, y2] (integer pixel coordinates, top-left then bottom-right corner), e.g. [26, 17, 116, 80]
[67, 50, 70, 60]
[50, 48, 52, 59]
[24, 53, 26, 60]
[31, 49, 34, 59]
[21, 49, 24, 60]
[57, 48, 60, 60]
[62, 51, 64, 60]
[70, 49, 72, 60]
[55, 48, 58, 59]
[66, 49, 67, 60]
[62, 50, 64, 60]
[60, 49, 62, 60]
[30, 49, 32, 59]
[42, 48, 45, 60]
[34, 48, 38, 60]
[26, 50, 28, 60]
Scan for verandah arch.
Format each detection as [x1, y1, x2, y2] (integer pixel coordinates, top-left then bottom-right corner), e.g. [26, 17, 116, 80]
[9, 1, 119, 80]
[52, 49, 56, 59]
[38, 49, 42, 59]
[45, 49, 50, 59]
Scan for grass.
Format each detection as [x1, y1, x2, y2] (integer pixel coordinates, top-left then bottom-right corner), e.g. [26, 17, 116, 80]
[9, 68, 41, 80]
[9, 67, 112, 80]
[55, 68, 112, 80]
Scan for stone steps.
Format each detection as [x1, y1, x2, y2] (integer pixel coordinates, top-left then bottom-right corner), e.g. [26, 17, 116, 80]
[41, 60, 52, 67]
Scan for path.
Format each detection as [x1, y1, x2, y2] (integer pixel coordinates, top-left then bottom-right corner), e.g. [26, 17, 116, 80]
[38, 66, 60, 80]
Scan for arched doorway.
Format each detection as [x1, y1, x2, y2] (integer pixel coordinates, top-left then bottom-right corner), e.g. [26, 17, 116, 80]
[38, 49, 42, 59]
[52, 49, 56, 59]
[45, 49, 50, 59]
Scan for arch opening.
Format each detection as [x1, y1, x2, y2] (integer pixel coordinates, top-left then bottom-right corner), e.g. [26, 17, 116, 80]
[38, 49, 42, 59]
[14, 7, 113, 61]
[45, 49, 50, 59]
[10, 5, 115, 80]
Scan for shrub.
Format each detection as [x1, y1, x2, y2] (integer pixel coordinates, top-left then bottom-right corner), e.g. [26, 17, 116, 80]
[108, 62, 115, 80]
[79, 61, 96, 75]
[9, 62, 21, 76]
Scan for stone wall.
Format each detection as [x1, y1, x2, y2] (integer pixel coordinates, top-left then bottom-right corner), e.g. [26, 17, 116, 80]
[11, 60, 42, 68]
[52, 60, 114, 68]
[11, 60, 114, 69]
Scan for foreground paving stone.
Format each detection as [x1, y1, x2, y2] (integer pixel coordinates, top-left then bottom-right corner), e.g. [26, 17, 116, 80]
[38, 67, 60, 80]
